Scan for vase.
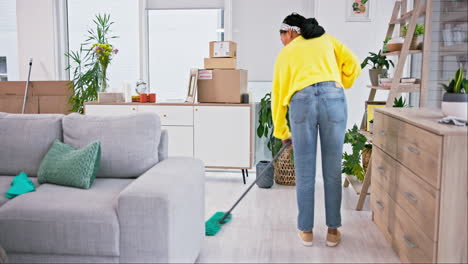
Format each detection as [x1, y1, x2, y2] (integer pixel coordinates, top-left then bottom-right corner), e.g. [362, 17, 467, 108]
[369, 68, 387, 87]
[99, 64, 109, 93]
[441, 93, 468, 121]
[255, 161, 274, 188]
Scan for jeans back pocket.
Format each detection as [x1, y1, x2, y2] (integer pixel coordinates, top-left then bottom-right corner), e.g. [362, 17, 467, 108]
[323, 96, 347, 123]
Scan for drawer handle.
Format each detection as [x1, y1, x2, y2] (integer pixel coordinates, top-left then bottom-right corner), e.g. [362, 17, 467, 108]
[377, 166, 385, 174]
[405, 192, 417, 202]
[403, 235, 417, 248]
[163, 114, 167, 117]
[378, 130, 386, 136]
[376, 200, 384, 209]
[407, 146, 419, 154]
[132, 108, 136, 111]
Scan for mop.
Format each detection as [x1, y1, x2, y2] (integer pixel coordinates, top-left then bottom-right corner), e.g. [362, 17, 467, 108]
[21, 58, 33, 114]
[205, 141, 292, 236]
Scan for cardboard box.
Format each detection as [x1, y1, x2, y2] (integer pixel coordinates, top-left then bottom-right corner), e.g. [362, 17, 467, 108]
[197, 69, 247, 103]
[204, 57, 237, 69]
[0, 96, 39, 113]
[0, 81, 72, 114]
[210, 41, 237, 58]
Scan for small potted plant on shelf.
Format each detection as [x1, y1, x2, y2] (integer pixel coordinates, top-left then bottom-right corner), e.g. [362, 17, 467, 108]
[257, 92, 295, 188]
[369, 119, 374, 134]
[342, 125, 372, 183]
[401, 23, 425, 50]
[441, 65, 468, 121]
[393, 96, 408, 107]
[361, 50, 395, 86]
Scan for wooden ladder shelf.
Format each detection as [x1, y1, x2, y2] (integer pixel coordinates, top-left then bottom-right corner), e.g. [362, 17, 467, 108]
[344, 0, 432, 210]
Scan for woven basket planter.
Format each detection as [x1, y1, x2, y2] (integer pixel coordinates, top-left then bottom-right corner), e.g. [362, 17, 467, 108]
[274, 149, 296, 186]
[362, 147, 372, 173]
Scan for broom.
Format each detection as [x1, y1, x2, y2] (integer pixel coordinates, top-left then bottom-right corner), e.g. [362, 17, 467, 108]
[205, 141, 292, 236]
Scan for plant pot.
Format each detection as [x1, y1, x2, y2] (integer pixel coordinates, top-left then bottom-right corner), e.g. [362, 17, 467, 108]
[441, 93, 468, 121]
[369, 123, 374, 134]
[369, 68, 387, 86]
[255, 161, 274, 188]
[410, 36, 420, 50]
[387, 43, 403, 52]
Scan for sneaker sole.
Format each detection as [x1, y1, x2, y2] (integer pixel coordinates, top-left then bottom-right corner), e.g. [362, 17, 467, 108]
[326, 240, 340, 247]
[298, 233, 313, 247]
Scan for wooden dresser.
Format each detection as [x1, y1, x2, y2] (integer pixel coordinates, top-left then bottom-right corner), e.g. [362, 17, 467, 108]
[371, 108, 467, 263]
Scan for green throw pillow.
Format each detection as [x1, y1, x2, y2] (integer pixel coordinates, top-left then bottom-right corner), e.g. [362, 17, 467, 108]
[38, 139, 101, 189]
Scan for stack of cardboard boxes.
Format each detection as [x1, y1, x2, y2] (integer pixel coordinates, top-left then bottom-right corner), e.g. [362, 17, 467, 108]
[198, 41, 248, 104]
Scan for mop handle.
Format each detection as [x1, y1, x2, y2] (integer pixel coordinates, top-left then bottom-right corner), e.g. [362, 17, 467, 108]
[22, 58, 33, 114]
[219, 141, 292, 223]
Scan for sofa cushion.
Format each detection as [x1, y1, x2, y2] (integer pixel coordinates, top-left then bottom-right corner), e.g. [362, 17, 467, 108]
[63, 113, 161, 178]
[38, 140, 101, 189]
[0, 113, 63, 176]
[0, 178, 132, 256]
[0, 175, 39, 207]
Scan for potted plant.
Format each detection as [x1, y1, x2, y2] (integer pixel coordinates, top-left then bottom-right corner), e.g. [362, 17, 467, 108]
[369, 119, 374, 134]
[257, 92, 294, 187]
[65, 14, 118, 113]
[401, 23, 425, 50]
[441, 65, 468, 121]
[361, 50, 395, 86]
[393, 96, 408, 107]
[342, 125, 372, 182]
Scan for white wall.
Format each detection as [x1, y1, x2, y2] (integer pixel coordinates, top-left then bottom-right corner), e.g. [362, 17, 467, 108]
[0, 0, 19, 81]
[315, 0, 395, 129]
[16, 0, 58, 80]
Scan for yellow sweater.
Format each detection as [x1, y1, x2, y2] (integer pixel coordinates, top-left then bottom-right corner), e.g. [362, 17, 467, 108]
[272, 34, 361, 140]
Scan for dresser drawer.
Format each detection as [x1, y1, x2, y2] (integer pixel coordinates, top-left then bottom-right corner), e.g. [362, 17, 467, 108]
[396, 121, 443, 189]
[138, 105, 193, 126]
[372, 146, 397, 197]
[373, 112, 399, 157]
[371, 182, 395, 242]
[392, 202, 436, 263]
[395, 163, 439, 242]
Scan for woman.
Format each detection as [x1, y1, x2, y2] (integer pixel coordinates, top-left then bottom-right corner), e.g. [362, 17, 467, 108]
[272, 13, 360, 247]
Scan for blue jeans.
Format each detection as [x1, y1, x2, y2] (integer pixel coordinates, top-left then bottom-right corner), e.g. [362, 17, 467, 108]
[289, 81, 347, 231]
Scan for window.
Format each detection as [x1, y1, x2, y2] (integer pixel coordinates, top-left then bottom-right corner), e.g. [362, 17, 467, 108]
[148, 9, 223, 101]
[67, 0, 139, 92]
[0, 0, 19, 81]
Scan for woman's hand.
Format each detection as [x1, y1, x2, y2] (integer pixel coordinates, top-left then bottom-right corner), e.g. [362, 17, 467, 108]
[282, 138, 293, 149]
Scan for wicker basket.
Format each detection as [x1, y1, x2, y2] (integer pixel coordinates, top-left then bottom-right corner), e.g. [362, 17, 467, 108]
[362, 147, 372, 173]
[274, 149, 296, 186]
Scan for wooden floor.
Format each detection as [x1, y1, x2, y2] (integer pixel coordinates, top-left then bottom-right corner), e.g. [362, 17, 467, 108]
[197, 171, 400, 263]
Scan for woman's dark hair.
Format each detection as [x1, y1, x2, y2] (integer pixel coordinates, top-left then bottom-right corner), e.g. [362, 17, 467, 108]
[282, 12, 325, 39]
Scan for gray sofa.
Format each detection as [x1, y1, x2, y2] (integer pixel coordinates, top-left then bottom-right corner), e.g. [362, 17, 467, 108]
[0, 112, 205, 263]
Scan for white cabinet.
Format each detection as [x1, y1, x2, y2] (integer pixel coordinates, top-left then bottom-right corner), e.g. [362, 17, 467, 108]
[85, 105, 137, 115]
[163, 126, 194, 157]
[84, 103, 252, 169]
[194, 105, 251, 168]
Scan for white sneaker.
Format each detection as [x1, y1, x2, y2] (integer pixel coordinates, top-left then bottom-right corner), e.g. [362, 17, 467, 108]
[298, 230, 314, 247]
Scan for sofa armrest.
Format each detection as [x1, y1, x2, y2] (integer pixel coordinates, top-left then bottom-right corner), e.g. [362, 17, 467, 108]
[158, 129, 169, 161]
[117, 157, 205, 263]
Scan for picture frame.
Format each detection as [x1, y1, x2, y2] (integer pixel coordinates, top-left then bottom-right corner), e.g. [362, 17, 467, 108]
[185, 68, 198, 103]
[365, 101, 386, 131]
[346, 0, 372, 22]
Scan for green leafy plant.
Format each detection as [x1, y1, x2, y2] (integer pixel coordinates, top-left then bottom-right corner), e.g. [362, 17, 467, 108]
[342, 125, 372, 182]
[393, 96, 407, 107]
[401, 24, 425, 37]
[382, 37, 392, 53]
[361, 50, 395, 70]
[257, 93, 293, 163]
[65, 14, 118, 113]
[441, 65, 468, 94]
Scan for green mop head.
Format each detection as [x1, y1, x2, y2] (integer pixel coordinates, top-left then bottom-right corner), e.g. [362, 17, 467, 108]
[205, 211, 232, 236]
